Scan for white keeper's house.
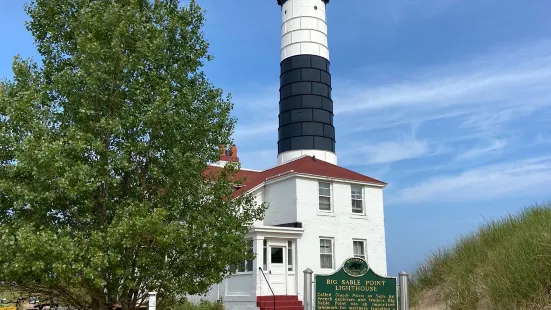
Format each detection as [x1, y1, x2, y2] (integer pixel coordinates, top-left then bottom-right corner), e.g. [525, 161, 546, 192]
[188, 0, 390, 309]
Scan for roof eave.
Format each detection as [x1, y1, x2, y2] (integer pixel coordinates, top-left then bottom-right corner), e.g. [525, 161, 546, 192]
[295, 172, 387, 187]
[234, 171, 387, 197]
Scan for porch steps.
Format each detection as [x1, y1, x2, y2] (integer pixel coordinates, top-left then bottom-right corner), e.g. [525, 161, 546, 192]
[257, 295, 303, 310]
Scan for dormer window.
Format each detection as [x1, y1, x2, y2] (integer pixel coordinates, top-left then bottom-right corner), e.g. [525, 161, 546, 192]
[351, 185, 363, 214]
[318, 181, 331, 211]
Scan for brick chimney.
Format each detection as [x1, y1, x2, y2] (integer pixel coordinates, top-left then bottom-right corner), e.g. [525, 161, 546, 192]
[216, 144, 239, 165]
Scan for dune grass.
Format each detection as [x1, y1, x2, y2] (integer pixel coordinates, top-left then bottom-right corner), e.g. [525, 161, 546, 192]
[409, 202, 551, 310]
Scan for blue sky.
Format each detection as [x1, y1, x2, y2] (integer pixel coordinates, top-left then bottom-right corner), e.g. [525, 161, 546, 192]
[2, 1, 551, 276]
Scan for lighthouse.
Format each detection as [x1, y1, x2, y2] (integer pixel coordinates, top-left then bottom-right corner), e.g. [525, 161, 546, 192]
[277, 0, 336, 165]
[189, 3, 391, 308]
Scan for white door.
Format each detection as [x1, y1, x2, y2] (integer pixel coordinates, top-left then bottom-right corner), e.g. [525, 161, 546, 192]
[269, 245, 287, 295]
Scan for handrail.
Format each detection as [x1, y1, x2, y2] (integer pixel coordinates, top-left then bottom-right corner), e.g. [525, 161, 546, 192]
[259, 267, 276, 310]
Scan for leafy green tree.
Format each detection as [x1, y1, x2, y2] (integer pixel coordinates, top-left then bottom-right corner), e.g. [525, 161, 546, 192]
[0, 0, 265, 309]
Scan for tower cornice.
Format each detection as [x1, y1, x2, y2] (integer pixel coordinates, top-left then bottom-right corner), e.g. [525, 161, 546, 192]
[278, 0, 330, 6]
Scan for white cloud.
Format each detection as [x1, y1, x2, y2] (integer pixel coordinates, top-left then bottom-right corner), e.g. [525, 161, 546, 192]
[331, 42, 551, 145]
[390, 156, 551, 204]
[234, 121, 277, 140]
[332, 41, 551, 171]
[230, 40, 551, 176]
[456, 139, 507, 160]
[341, 109, 472, 135]
[532, 133, 551, 145]
[232, 41, 551, 143]
[365, 140, 429, 164]
[461, 110, 514, 132]
[341, 138, 430, 165]
[334, 56, 551, 115]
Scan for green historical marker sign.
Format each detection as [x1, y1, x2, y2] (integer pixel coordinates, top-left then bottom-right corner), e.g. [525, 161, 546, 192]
[315, 257, 398, 310]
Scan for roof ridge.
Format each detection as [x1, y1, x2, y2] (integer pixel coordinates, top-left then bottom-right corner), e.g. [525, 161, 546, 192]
[257, 156, 302, 174]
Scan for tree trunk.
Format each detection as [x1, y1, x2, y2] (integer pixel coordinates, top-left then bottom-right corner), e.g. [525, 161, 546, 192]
[91, 296, 107, 310]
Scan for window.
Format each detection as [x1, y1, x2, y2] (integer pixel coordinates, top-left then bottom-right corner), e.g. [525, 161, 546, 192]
[288, 241, 294, 272]
[351, 185, 363, 214]
[320, 238, 333, 269]
[271, 247, 284, 264]
[319, 182, 331, 211]
[263, 239, 267, 271]
[234, 239, 254, 273]
[246, 243, 254, 271]
[353, 240, 366, 260]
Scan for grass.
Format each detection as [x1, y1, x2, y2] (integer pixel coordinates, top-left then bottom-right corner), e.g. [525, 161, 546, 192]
[409, 202, 551, 310]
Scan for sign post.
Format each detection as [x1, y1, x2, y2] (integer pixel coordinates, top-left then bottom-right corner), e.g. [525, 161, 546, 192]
[304, 268, 314, 310]
[148, 292, 157, 310]
[314, 257, 398, 310]
[399, 271, 409, 310]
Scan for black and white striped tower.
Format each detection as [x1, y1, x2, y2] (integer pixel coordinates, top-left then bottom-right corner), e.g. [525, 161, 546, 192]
[277, 0, 336, 165]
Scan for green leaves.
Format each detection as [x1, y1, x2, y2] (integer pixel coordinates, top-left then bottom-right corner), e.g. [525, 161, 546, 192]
[0, 0, 264, 309]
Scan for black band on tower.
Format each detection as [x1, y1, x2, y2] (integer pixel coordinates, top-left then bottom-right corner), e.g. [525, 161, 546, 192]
[278, 55, 335, 154]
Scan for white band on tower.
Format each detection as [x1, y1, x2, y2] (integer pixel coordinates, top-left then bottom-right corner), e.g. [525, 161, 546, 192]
[280, 0, 329, 61]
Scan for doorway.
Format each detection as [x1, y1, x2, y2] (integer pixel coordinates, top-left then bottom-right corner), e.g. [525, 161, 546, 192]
[268, 243, 287, 295]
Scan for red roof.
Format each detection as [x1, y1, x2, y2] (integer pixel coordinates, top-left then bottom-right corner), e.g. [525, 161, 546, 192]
[204, 156, 386, 197]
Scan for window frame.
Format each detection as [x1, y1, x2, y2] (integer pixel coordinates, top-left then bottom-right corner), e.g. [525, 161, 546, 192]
[319, 237, 334, 270]
[234, 239, 254, 274]
[318, 181, 332, 212]
[263, 239, 267, 271]
[351, 185, 364, 215]
[288, 240, 294, 272]
[353, 239, 367, 261]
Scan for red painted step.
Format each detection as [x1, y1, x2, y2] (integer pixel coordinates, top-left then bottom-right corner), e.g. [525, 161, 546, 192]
[257, 295, 299, 301]
[257, 295, 303, 310]
[257, 300, 303, 308]
[257, 305, 304, 310]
